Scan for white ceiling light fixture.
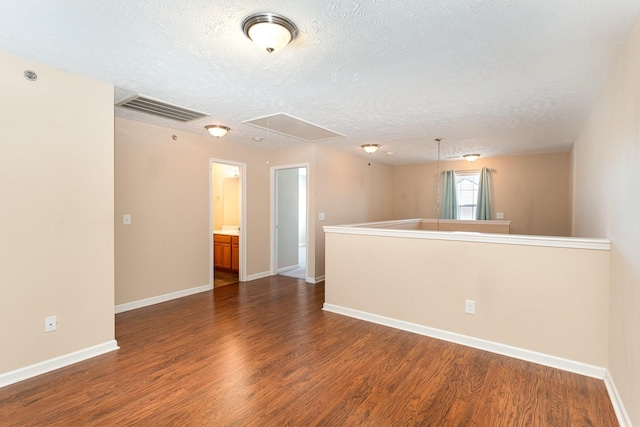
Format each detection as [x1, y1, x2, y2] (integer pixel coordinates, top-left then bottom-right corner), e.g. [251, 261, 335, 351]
[205, 125, 230, 137]
[242, 13, 298, 53]
[361, 144, 380, 154]
[463, 154, 481, 162]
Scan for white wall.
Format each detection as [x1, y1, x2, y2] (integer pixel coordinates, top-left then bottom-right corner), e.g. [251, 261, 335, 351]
[572, 15, 640, 425]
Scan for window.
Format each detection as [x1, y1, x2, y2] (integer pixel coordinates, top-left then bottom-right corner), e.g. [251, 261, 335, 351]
[455, 171, 480, 220]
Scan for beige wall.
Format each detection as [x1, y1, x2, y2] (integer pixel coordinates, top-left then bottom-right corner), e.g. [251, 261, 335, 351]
[116, 126, 394, 300]
[314, 146, 394, 277]
[222, 178, 239, 227]
[392, 152, 572, 236]
[325, 231, 610, 368]
[269, 144, 394, 279]
[269, 145, 317, 279]
[115, 118, 271, 304]
[211, 163, 239, 231]
[0, 54, 115, 374]
[573, 15, 640, 424]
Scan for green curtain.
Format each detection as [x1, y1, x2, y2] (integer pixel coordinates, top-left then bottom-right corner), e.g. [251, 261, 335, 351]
[476, 167, 492, 220]
[441, 170, 458, 219]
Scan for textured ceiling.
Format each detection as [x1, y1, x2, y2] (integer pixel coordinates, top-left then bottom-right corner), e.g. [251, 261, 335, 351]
[1, 1, 639, 164]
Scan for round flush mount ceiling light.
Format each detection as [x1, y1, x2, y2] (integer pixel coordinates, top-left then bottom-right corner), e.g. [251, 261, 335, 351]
[463, 154, 481, 162]
[361, 144, 380, 154]
[242, 13, 298, 53]
[205, 125, 230, 138]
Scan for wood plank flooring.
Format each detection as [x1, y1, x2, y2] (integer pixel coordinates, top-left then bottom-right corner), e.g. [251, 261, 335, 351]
[0, 276, 618, 426]
[213, 269, 239, 288]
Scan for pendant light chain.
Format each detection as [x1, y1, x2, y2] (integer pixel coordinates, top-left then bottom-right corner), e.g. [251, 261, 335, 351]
[266, 118, 270, 167]
[435, 138, 442, 231]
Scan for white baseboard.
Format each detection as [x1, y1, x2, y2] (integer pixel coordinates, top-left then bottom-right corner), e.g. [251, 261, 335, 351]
[115, 284, 212, 314]
[322, 303, 606, 379]
[604, 370, 632, 427]
[245, 271, 272, 282]
[277, 264, 299, 273]
[0, 340, 119, 388]
[307, 275, 325, 284]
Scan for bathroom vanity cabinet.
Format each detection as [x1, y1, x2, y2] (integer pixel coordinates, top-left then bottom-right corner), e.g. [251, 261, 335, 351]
[214, 234, 239, 272]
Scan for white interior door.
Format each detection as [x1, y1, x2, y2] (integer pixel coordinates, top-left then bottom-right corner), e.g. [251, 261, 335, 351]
[275, 168, 299, 271]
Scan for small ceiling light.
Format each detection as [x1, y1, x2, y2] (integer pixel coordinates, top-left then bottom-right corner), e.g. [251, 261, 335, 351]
[463, 154, 480, 162]
[242, 13, 298, 53]
[205, 125, 230, 138]
[361, 144, 380, 154]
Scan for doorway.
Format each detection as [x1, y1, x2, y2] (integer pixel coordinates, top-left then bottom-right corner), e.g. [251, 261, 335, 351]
[272, 165, 308, 281]
[210, 159, 246, 288]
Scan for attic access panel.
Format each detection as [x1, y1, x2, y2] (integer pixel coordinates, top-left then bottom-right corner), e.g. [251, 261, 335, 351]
[242, 113, 345, 142]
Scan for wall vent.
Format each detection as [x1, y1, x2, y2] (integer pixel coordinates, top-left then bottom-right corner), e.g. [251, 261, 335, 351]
[115, 95, 209, 122]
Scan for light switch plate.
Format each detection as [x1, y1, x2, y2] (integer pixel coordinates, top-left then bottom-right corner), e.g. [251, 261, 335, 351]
[123, 214, 132, 225]
[465, 300, 476, 315]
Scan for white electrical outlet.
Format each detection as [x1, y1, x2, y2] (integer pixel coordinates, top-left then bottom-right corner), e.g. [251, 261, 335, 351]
[318, 213, 326, 221]
[45, 315, 57, 332]
[465, 300, 476, 315]
[122, 214, 132, 225]
[496, 212, 504, 219]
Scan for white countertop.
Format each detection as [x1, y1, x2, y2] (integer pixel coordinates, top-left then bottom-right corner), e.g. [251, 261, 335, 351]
[214, 229, 239, 236]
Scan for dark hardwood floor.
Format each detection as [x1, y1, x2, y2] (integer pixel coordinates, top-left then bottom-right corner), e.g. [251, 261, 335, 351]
[0, 276, 618, 426]
[213, 269, 239, 288]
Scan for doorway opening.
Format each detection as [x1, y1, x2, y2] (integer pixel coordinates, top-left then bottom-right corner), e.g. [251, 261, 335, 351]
[210, 159, 246, 288]
[272, 165, 309, 281]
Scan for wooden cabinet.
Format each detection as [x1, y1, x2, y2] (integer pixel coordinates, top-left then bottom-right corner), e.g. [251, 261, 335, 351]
[214, 234, 239, 272]
[231, 236, 239, 272]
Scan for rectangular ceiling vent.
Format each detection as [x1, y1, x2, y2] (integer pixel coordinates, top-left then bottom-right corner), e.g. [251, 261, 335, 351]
[115, 95, 209, 122]
[242, 113, 345, 142]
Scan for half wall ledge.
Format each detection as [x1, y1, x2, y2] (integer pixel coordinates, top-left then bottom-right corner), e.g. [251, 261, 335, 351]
[323, 219, 611, 376]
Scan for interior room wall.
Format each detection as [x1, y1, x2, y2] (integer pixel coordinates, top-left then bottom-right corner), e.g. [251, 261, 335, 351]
[269, 144, 394, 281]
[314, 146, 394, 278]
[211, 163, 239, 231]
[391, 152, 572, 236]
[572, 14, 640, 425]
[0, 53, 115, 375]
[115, 118, 271, 305]
[268, 145, 317, 280]
[222, 177, 239, 227]
[325, 231, 610, 369]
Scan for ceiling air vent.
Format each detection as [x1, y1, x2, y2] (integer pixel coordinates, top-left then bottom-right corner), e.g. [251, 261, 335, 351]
[115, 95, 209, 122]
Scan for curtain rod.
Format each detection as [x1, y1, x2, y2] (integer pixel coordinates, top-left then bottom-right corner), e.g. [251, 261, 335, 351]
[457, 168, 495, 172]
[439, 168, 495, 173]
